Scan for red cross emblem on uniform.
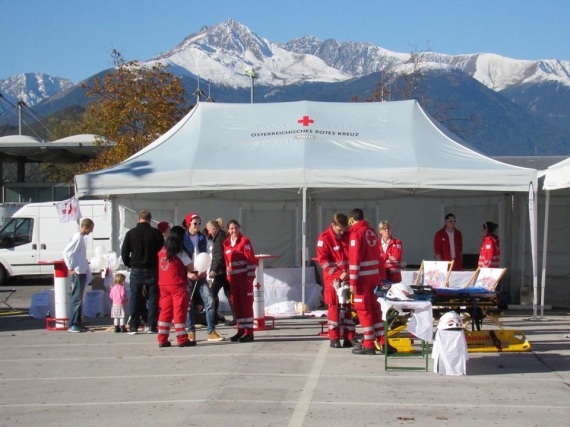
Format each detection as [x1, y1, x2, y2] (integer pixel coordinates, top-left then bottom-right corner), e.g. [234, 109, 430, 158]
[255, 283, 261, 289]
[365, 229, 377, 247]
[159, 256, 169, 271]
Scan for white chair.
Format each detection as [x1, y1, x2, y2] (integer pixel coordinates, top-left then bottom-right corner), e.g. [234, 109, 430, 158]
[413, 260, 454, 288]
[463, 267, 507, 290]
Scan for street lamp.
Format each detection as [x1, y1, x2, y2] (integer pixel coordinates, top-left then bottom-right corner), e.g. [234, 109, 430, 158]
[245, 68, 256, 103]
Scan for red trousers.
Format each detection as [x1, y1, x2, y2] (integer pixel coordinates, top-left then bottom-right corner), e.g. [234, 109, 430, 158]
[157, 284, 189, 345]
[352, 283, 385, 349]
[230, 279, 254, 336]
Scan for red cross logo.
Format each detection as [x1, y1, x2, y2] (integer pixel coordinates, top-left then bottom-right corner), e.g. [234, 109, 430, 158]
[255, 283, 261, 289]
[159, 256, 169, 271]
[365, 229, 377, 247]
[63, 202, 73, 215]
[297, 115, 314, 127]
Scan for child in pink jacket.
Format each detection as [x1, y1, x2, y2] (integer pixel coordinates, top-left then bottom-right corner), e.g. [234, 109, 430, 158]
[109, 273, 128, 333]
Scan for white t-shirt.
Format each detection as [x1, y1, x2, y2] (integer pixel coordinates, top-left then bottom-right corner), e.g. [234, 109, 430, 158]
[446, 229, 456, 259]
[189, 234, 199, 260]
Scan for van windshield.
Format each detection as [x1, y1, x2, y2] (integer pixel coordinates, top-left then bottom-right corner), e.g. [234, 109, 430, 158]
[0, 217, 34, 248]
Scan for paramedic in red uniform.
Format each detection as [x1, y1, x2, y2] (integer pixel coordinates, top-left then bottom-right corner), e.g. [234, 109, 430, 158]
[347, 209, 395, 355]
[157, 226, 195, 348]
[316, 213, 357, 349]
[378, 220, 403, 283]
[433, 213, 463, 271]
[224, 219, 256, 343]
[478, 221, 500, 268]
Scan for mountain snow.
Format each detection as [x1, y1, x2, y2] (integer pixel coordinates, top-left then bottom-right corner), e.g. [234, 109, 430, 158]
[2, 19, 570, 104]
[151, 20, 350, 88]
[0, 73, 74, 106]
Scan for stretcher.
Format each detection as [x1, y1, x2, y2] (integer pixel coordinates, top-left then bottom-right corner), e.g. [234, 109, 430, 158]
[432, 287, 499, 331]
[378, 284, 532, 354]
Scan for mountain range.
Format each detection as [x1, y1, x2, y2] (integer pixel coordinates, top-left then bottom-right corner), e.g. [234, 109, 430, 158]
[1, 19, 569, 157]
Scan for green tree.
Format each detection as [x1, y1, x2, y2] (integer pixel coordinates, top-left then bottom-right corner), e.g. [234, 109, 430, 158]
[80, 50, 188, 172]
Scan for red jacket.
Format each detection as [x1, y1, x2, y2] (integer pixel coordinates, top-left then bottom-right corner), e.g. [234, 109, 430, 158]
[158, 248, 188, 286]
[347, 220, 385, 289]
[380, 238, 402, 283]
[316, 225, 348, 286]
[224, 234, 256, 285]
[478, 234, 500, 268]
[433, 227, 463, 271]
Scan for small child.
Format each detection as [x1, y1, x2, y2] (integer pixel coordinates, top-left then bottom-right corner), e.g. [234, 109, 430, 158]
[109, 273, 128, 333]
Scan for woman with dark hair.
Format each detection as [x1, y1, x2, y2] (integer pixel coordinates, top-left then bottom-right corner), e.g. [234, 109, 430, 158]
[478, 221, 500, 268]
[223, 219, 256, 343]
[157, 225, 196, 348]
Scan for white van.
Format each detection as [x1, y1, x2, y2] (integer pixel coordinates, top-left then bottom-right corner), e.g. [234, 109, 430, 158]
[0, 199, 112, 285]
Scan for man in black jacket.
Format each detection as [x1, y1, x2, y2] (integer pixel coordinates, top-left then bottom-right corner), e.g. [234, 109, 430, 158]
[121, 210, 164, 334]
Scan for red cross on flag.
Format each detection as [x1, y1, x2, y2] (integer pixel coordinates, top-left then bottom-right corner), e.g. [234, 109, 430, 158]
[55, 196, 81, 223]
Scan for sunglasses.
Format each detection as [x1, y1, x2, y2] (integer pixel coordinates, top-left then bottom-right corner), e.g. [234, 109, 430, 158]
[446, 219, 456, 223]
[190, 222, 202, 226]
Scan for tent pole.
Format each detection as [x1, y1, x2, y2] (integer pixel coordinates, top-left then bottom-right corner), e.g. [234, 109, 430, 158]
[301, 187, 307, 315]
[529, 182, 538, 320]
[539, 190, 550, 319]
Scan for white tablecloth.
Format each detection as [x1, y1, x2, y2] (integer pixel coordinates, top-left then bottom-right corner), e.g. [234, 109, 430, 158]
[30, 267, 323, 318]
[378, 298, 434, 343]
[29, 289, 55, 319]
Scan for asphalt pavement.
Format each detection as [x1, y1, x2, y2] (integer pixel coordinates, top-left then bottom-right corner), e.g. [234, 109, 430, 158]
[0, 281, 569, 427]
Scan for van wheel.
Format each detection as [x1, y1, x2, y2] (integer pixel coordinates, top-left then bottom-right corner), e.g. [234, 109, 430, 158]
[0, 266, 7, 286]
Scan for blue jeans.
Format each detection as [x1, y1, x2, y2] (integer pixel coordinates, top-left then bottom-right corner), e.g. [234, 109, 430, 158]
[69, 273, 86, 326]
[187, 278, 215, 333]
[129, 268, 159, 331]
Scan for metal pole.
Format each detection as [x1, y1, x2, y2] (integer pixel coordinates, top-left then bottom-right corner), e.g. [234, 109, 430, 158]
[539, 190, 550, 319]
[301, 187, 307, 314]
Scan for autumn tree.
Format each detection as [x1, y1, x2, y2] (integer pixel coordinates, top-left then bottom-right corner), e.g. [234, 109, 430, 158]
[79, 50, 188, 172]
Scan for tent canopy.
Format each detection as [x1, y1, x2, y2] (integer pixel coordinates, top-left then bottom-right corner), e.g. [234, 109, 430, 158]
[540, 156, 570, 190]
[74, 100, 537, 197]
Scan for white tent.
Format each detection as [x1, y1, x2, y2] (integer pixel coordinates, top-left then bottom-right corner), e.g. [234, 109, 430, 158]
[536, 156, 570, 315]
[75, 100, 538, 306]
[75, 100, 536, 195]
[541, 156, 570, 191]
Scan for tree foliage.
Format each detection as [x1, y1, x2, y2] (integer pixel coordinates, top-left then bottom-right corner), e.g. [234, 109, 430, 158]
[79, 50, 188, 172]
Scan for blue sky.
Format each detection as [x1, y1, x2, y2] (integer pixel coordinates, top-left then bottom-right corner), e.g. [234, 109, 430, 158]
[2, 0, 568, 82]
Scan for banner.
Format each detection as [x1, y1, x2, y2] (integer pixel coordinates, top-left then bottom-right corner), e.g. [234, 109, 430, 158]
[55, 196, 81, 223]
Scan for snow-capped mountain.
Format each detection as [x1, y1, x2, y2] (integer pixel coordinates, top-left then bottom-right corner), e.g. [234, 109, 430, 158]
[2, 20, 570, 156]
[281, 36, 570, 92]
[0, 73, 74, 106]
[151, 20, 350, 88]
[145, 20, 570, 93]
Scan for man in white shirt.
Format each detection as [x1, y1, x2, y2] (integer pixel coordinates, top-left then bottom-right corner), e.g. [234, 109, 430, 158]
[63, 218, 94, 333]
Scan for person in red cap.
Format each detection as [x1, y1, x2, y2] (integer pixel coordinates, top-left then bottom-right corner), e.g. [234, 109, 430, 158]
[157, 221, 171, 239]
[183, 212, 224, 342]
